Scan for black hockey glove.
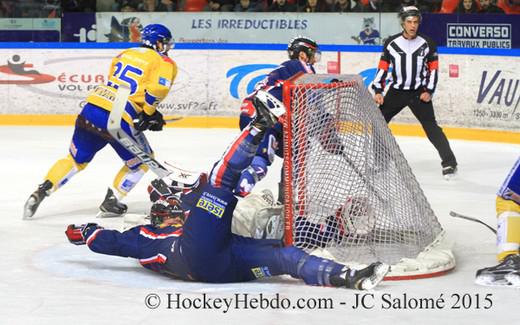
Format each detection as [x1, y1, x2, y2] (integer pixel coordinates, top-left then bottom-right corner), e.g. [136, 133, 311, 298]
[135, 110, 165, 132]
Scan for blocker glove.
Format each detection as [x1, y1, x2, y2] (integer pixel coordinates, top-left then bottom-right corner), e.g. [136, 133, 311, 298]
[135, 110, 165, 131]
[65, 223, 103, 245]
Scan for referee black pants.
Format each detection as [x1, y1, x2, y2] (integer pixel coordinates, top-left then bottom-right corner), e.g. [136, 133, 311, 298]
[380, 88, 457, 168]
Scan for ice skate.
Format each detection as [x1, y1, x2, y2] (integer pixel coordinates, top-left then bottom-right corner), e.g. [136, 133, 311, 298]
[504, 271, 520, 288]
[23, 180, 53, 219]
[251, 90, 286, 130]
[475, 254, 520, 287]
[442, 166, 457, 181]
[330, 262, 389, 290]
[96, 188, 128, 218]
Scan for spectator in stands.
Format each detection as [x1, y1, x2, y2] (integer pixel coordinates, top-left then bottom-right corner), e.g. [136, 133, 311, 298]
[0, 0, 20, 17]
[138, 0, 178, 11]
[299, 0, 328, 12]
[62, 0, 96, 12]
[500, 0, 520, 14]
[478, 0, 505, 12]
[335, 0, 353, 12]
[269, 0, 297, 11]
[352, 0, 383, 11]
[419, 0, 442, 12]
[457, 0, 479, 12]
[234, 0, 261, 11]
[119, 0, 139, 11]
[205, 0, 235, 11]
[111, 0, 139, 11]
[321, 0, 336, 11]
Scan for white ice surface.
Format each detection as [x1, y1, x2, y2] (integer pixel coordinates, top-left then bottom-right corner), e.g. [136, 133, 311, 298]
[1, 126, 519, 325]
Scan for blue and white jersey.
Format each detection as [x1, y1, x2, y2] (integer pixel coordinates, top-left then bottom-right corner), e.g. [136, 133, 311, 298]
[84, 224, 192, 279]
[255, 59, 316, 102]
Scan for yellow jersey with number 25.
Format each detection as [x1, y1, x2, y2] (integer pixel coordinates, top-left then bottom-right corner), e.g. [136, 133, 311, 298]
[86, 46, 177, 120]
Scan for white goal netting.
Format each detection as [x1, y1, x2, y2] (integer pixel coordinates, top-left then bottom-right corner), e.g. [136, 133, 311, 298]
[282, 74, 455, 279]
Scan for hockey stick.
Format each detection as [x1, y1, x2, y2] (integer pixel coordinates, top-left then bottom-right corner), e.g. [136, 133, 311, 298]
[107, 85, 171, 178]
[449, 211, 497, 234]
[164, 116, 183, 123]
[340, 151, 388, 204]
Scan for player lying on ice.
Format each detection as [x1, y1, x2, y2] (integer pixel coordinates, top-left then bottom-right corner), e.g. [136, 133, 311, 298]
[65, 90, 389, 290]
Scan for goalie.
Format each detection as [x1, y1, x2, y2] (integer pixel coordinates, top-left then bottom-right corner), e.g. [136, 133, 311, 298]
[476, 156, 520, 287]
[65, 92, 389, 289]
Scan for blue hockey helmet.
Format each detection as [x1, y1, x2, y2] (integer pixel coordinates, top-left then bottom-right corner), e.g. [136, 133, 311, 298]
[141, 24, 174, 54]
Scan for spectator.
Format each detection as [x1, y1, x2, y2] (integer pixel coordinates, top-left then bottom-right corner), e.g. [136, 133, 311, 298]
[419, 0, 442, 12]
[112, 0, 139, 10]
[119, 0, 139, 11]
[335, 0, 353, 12]
[62, 0, 96, 12]
[138, 0, 177, 11]
[478, 0, 505, 12]
[299, 0, 326, 12]
[205, 0, 235, 11]
[457, 0, 479, 13]
[321, 0, 336, 11]
[234, 0, 261, 11]
[269, 0, 297, 11]
[500, 0, 520, 14]
[352, 0, 383, 11]
[0, 0, 21, 17]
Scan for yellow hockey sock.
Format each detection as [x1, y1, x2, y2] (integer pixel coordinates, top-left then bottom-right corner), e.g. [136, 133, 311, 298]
[112, 164, 148, 199]
[496, 197, 520, 261]
[44, 154, 87, 192]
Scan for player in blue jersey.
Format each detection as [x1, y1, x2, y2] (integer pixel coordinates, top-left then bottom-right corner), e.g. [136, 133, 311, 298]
[23, 24, 177, 219]
[65, 96, 389, 289]
[476, 156, 520, 287]
[235, 36, 320, 200]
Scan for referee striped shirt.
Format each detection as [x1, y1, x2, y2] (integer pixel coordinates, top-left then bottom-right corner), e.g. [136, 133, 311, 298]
[371, 32, 439, 94]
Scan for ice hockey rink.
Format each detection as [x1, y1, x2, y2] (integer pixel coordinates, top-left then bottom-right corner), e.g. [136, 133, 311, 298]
[1, 125, 519, 325]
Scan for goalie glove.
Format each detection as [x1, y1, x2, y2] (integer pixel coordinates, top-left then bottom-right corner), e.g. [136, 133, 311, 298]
[134, 110, 165, 132]
[65, 223, 103, 245]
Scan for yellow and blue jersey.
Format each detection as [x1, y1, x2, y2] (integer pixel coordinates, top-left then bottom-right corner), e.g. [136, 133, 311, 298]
[86, 46, 177, 125]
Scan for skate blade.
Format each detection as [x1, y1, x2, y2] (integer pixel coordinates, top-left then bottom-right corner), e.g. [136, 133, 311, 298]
[96, 210, 126, 218]
[443, 174, 457, 181]
[360, 263, 390, 290]
[504, 274, 520, 288]
[475, 274, 511, 287]
[23, 197, 37, 219]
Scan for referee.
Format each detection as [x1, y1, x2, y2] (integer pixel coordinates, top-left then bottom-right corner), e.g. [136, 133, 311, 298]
[371, 6, 457, 179]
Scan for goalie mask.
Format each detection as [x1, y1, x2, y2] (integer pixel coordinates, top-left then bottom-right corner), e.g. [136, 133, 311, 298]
[150, 196, 185, 226]
[287, 36, 321, 63]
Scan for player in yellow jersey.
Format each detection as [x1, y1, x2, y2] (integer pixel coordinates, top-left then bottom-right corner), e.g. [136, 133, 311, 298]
[476, 156, 520, 287]
[23, 24, 177, 219]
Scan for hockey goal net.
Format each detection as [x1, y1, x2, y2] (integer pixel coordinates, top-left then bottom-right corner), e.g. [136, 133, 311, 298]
[282, 74, 455, 280]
